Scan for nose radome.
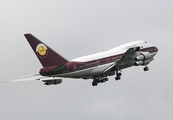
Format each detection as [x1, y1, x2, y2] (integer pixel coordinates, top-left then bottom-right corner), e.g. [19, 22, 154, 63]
[155, 46, 158, 53]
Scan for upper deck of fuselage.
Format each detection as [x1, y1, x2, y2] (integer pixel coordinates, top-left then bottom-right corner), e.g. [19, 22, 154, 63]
[71, 40, 152, 62]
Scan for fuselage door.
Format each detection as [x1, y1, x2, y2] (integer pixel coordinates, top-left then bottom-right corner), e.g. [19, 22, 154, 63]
[73, 64, 78, 71]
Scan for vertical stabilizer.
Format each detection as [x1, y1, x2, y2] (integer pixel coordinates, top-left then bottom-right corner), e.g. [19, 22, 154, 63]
[24, 34, 68, 67]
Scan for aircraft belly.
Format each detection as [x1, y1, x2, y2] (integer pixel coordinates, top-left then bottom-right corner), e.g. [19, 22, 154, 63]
[52, 63, 113, 78]
[89, 63, 112, 76]
[52, 68, 94, 78]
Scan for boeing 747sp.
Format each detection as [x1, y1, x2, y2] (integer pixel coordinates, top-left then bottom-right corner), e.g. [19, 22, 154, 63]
[8, 34, 158, 86]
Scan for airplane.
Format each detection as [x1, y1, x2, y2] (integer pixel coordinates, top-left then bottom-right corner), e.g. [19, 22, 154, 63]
[7, 34, 158, 86]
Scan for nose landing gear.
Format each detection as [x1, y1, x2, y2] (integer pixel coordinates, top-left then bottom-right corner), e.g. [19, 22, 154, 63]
[144, 66, 149, 71]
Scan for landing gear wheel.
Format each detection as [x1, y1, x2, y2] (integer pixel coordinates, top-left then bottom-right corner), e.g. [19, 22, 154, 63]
[115, 76, 121, 80]
[92, 82, 98, 86]
[105, 78, 108, 81]
[144, 67, 149, 71]
[96, 78, 100, 83]
[118, 73, 122, 76]
[100, 80, 104, 83]
[115, 70, 122, 81]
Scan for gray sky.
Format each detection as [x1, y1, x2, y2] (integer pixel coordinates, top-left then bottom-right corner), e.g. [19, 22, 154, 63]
[0, 0, 172, 120]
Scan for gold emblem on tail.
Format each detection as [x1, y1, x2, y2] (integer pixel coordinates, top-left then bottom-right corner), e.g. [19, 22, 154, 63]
[36, 44, 48, 58]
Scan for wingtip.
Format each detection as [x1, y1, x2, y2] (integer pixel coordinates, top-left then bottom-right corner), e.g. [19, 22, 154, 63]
[24, 33, 32, 37]
[1, 81, 10, 83]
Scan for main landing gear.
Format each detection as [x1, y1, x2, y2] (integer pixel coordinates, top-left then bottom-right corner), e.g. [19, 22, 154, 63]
[115, 70, 122, 81]
[92, 77, 108, 86]
[92, 66, 149, 86]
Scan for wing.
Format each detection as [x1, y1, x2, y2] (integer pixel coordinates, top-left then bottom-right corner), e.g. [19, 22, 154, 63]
[2, 74, 63, 85]
[103, 47, 140, 74]
[2, 74, 41, 83]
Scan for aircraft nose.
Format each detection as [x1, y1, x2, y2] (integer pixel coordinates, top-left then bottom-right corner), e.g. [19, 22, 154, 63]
[152, 46, 158, 57]
[155, 46, 158, 53]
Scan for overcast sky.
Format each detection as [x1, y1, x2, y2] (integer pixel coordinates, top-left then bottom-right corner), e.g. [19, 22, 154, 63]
[0, 0, 173, 120]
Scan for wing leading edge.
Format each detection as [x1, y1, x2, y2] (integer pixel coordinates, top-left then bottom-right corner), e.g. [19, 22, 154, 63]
[103, 46, 140, 74]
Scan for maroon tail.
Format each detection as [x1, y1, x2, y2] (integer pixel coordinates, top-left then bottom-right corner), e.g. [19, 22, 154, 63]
[24, 34, 68, 67]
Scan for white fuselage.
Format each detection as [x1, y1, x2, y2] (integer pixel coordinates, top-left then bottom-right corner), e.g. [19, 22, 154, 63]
[52, 41, 157, 79]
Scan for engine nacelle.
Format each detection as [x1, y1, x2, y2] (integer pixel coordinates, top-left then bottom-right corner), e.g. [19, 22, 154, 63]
[134, 59, 151, 66]
[43, 79, 62, 85]
[135, 52, 152, 61]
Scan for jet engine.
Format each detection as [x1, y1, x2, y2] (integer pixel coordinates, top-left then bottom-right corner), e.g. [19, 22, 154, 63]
[134, 52, 153, 66]
[135, 52, 152, 61]
[134, 59, 151, 66]
[44, 79, 62, 85]
[42, 78, 62, 85]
